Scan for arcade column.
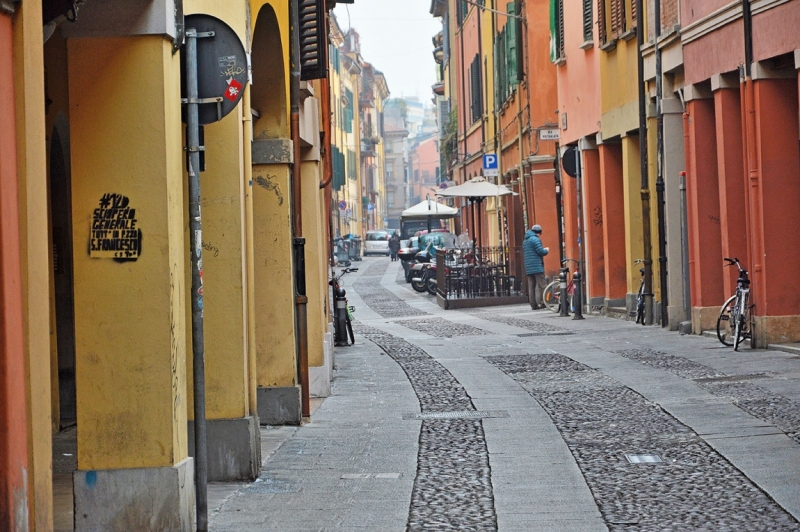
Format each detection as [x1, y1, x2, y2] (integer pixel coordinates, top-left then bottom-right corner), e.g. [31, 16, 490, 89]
[68, 35, 193, 530]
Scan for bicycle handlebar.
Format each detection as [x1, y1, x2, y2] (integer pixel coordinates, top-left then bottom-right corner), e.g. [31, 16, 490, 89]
[723, 258, 745, 271]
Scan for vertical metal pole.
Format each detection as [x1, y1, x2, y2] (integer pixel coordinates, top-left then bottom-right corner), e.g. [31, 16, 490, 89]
[654, 0, 669, 327]
[289, 0, 310, 419]
[185, 28, 208, 532]
[678, 171, 691, 318]
[636, 0, 654, 325]
[554, 144, 565, 266]
[575, 147, 585, 315]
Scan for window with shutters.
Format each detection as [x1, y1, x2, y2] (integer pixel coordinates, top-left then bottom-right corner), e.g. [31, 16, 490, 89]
[556, 0, 565, 60]
[597, 0, 607, 44]
[332, 146, 345, 191]
[343, 88, 354, 134]
[299, 0, 327, 80]
[456, 0, 468, 25]
[494, 3, 521, 108]
[347, 149, 356, 180]
[582, 0, 593, 42]
[469, 54, 482, 124]
[507, 2, 521, 80]
[610, 0, 625, 38]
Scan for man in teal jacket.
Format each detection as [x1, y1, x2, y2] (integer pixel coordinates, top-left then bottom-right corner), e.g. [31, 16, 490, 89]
[523, 224, 549, 309]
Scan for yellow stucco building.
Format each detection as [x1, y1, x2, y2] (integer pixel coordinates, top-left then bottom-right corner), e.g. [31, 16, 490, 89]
[6, 0, 336, 528]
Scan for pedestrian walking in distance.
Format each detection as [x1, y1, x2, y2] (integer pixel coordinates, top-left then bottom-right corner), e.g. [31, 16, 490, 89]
[523, 224, 549, 310]
[388, 232, 401, 261]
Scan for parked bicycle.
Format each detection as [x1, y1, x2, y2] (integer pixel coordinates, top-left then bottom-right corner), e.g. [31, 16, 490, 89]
[716, 257, 751, 351]
[542, 259, 578, 313]
[330, 267, 357, 346]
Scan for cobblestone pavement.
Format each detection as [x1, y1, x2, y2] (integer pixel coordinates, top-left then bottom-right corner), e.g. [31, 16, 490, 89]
[393, 316, 491, 338]
[353, 322, 497, 531]
[487, 352, 799, 531]
[618, 347, 800, 445]
[462, 308, 572, 335]
[353, 260, 429, 318]
[208, 258, 800, 531]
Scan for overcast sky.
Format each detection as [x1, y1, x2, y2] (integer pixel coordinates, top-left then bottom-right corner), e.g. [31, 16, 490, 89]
[333, 0, 442, 102]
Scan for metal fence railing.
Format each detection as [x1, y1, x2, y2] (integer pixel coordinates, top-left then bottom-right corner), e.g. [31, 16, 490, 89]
[436, 246, 524, 300]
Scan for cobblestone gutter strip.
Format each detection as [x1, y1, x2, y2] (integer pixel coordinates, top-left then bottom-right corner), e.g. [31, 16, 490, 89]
[396, 317, 491, 338]
[488, 353, 799, 531]
[353, 322, 498, 531]
[618, 348, 800, 445]
[352, 261, 430, 318]
[462, 309, 571, 334]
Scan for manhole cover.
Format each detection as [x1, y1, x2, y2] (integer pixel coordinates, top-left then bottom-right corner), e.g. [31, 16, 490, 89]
[625, 453, 663, 464]
[403, 410, 510, 420]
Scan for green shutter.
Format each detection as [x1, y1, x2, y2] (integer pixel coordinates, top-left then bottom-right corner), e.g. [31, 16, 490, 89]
[506, 3, 518, 86]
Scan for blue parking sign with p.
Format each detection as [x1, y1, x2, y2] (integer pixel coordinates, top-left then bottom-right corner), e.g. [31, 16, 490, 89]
[483, 153, 498, 176]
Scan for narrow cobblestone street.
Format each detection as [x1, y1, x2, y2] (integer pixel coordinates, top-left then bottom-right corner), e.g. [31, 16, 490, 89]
[209, 258, 800, 531]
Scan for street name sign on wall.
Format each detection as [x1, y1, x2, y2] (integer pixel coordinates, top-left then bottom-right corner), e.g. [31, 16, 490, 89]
[482, 153, 498, 177]
[539, 128, 560, 141]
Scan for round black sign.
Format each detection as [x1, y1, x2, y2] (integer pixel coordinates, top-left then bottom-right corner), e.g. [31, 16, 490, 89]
[562, 145, 579, 178]
[181, 14, 248, 125]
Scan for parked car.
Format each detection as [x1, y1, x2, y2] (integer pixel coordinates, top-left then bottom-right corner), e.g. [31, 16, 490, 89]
[364, 230, 391, 256]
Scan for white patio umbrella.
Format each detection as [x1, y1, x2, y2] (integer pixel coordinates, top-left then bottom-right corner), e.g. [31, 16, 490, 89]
[402, 196, 459, 234]
[436, 177, 513, 248]
[401, 198, 459, 218]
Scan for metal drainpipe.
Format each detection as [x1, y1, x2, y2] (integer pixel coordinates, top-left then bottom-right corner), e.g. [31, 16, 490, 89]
[459, 3, 467, 183]
[654, 0, 669, 327]
[554, 142, 565, 265]
[242, 86, 258, 419]
[741, 0, 763, 343]
[520, 161, 530, 230]
[636, 0, 654, 324]
[289, 0, 310, 419]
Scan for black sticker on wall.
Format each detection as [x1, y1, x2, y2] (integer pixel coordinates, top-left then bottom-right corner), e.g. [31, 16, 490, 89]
[89, 193, 142, 262]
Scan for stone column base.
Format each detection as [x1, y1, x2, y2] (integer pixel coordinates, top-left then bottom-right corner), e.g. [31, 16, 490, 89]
[692, 306, 720, 335]
[188, 415, 260, 481]
[666, 304, 688, 331]
[257, 385, 301, 425]
[310, 327, 334, 398]
[74, 457, 194, 531]
[754, 314, 800, 348]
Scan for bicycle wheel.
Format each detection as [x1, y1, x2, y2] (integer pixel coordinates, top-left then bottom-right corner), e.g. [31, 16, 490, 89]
[635, 284, 646, 325]
[345, 312, 355, 345]
[733, 292, 749, 351]
[716, 295, 737, 347]
[543, 281, 561, 312]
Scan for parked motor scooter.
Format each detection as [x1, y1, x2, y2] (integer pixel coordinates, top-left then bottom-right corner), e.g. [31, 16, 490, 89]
[424, 262, 437, 296]
[408, 243, 434, 288]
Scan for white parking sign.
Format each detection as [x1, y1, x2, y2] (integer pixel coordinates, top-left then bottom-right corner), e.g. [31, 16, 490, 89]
[483, 153, 498, 177]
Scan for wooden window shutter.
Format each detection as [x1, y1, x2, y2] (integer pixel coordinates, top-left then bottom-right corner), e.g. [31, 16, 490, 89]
[558, 0, 565, 58]
[299, 0, 327, 80]
[597, 0, 607, 43]
[630, 0, 637, 28]
[582, 0, 593, 41]
[610, 0, 624, 38]
[506, 2, 518, 84]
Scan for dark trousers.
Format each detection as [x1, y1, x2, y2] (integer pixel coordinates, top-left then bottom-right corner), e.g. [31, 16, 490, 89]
[527, 273, 547, 309]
